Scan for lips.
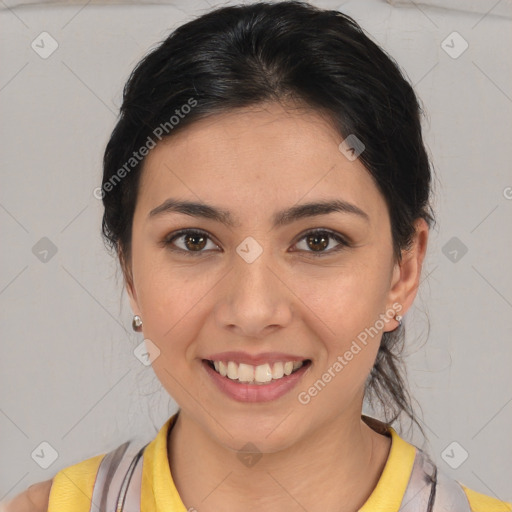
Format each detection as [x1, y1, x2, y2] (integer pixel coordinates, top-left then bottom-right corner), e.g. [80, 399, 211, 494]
[202, 358, 312, 402]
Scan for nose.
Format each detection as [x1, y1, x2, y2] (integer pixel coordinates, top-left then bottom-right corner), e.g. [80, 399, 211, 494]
[214, 247, 293, 339]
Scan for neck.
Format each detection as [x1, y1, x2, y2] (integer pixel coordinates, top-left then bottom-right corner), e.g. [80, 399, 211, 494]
[167, 408, 391, 512]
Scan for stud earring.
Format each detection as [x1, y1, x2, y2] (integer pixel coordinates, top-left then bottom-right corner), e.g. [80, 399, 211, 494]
[132, 315, 143, 332]
[395, 315, 403, 327]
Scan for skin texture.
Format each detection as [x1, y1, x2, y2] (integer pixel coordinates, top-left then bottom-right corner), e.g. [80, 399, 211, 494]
[1, 480, 53, 512]
[122, 101, 429, 512]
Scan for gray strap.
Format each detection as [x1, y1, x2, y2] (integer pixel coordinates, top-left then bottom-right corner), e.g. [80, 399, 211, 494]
[399, 448, 437, 511]
[90, 442, 129, 512]
[399, 447, 472, 512]
[432, 467, 473, 512]
[89, 440, 147, 512]
[115, 445, 146, 512]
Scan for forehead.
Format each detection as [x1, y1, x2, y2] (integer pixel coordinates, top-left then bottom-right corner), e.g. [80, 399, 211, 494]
[135, 103, 388, 226]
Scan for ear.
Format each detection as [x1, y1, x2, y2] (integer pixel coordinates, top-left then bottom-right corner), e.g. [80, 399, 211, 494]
[383, 218, 429, 332]
[118, 245, 141, 317]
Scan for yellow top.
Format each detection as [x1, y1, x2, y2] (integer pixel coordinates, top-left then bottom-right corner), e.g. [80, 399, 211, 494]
[47, 414, 511, 512]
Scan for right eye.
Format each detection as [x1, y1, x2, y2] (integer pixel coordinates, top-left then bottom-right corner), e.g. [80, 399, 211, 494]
[162, 229, 219, 256]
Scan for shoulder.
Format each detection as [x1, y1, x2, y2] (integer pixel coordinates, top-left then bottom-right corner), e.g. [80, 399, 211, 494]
[1, 452, 106, 512]
[382, 428, 511, 512]
[1, 451, 106, 512]
[432, 452, 511, 511]
[47, 452, 106, 511]
[460, 483, 512, 512]
[0, 479, 53, 512]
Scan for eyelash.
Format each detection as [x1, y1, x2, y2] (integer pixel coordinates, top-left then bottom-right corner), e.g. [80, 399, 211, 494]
[161, 228, 350, 258]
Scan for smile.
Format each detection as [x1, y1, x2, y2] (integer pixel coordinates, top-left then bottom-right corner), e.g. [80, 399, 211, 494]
[202, 359, 312, 402]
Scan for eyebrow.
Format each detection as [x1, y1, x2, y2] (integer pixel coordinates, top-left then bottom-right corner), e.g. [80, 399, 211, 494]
[148, 198, 370, 227]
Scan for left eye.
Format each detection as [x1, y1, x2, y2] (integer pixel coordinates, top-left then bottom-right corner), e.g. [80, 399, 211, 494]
[162, 228, 349, 257]
[293, 229, 349, 256]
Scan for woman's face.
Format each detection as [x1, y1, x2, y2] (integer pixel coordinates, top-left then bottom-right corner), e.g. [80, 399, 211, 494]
[124, 102, 427, 452]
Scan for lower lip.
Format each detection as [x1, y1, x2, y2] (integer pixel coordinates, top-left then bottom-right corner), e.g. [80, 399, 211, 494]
[202, 360, 311, 403]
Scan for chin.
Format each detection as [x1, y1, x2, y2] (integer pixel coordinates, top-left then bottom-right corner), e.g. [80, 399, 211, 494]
[211, 417, 301, 455]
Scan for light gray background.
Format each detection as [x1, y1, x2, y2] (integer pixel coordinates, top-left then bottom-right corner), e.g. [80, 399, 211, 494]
[1, 0, 511, 503]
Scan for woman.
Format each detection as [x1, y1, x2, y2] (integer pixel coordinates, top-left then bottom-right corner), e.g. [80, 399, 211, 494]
[3, 1, 510, 511]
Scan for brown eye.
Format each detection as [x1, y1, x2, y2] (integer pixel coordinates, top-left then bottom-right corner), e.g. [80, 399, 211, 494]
[294, 229, 349, 257]
[306, 232, 329, 252]
[164, 229, 218, 256]
[183, 232, 208, 251]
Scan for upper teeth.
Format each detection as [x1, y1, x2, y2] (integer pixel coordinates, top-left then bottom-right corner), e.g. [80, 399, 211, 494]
[212, 360, 304, 383]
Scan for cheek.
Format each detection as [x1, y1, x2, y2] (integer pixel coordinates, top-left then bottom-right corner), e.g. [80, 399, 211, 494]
[293, 258, 391, 329]
[289, 259, 391, 383]
[295, 271, 386, 408]
[135, 246, 200, 314]
[134, 260, 206, 360]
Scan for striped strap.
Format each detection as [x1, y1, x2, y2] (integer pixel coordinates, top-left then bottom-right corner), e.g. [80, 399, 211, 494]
[399, 447, 472, 512]
[89, 440, 148, 512]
